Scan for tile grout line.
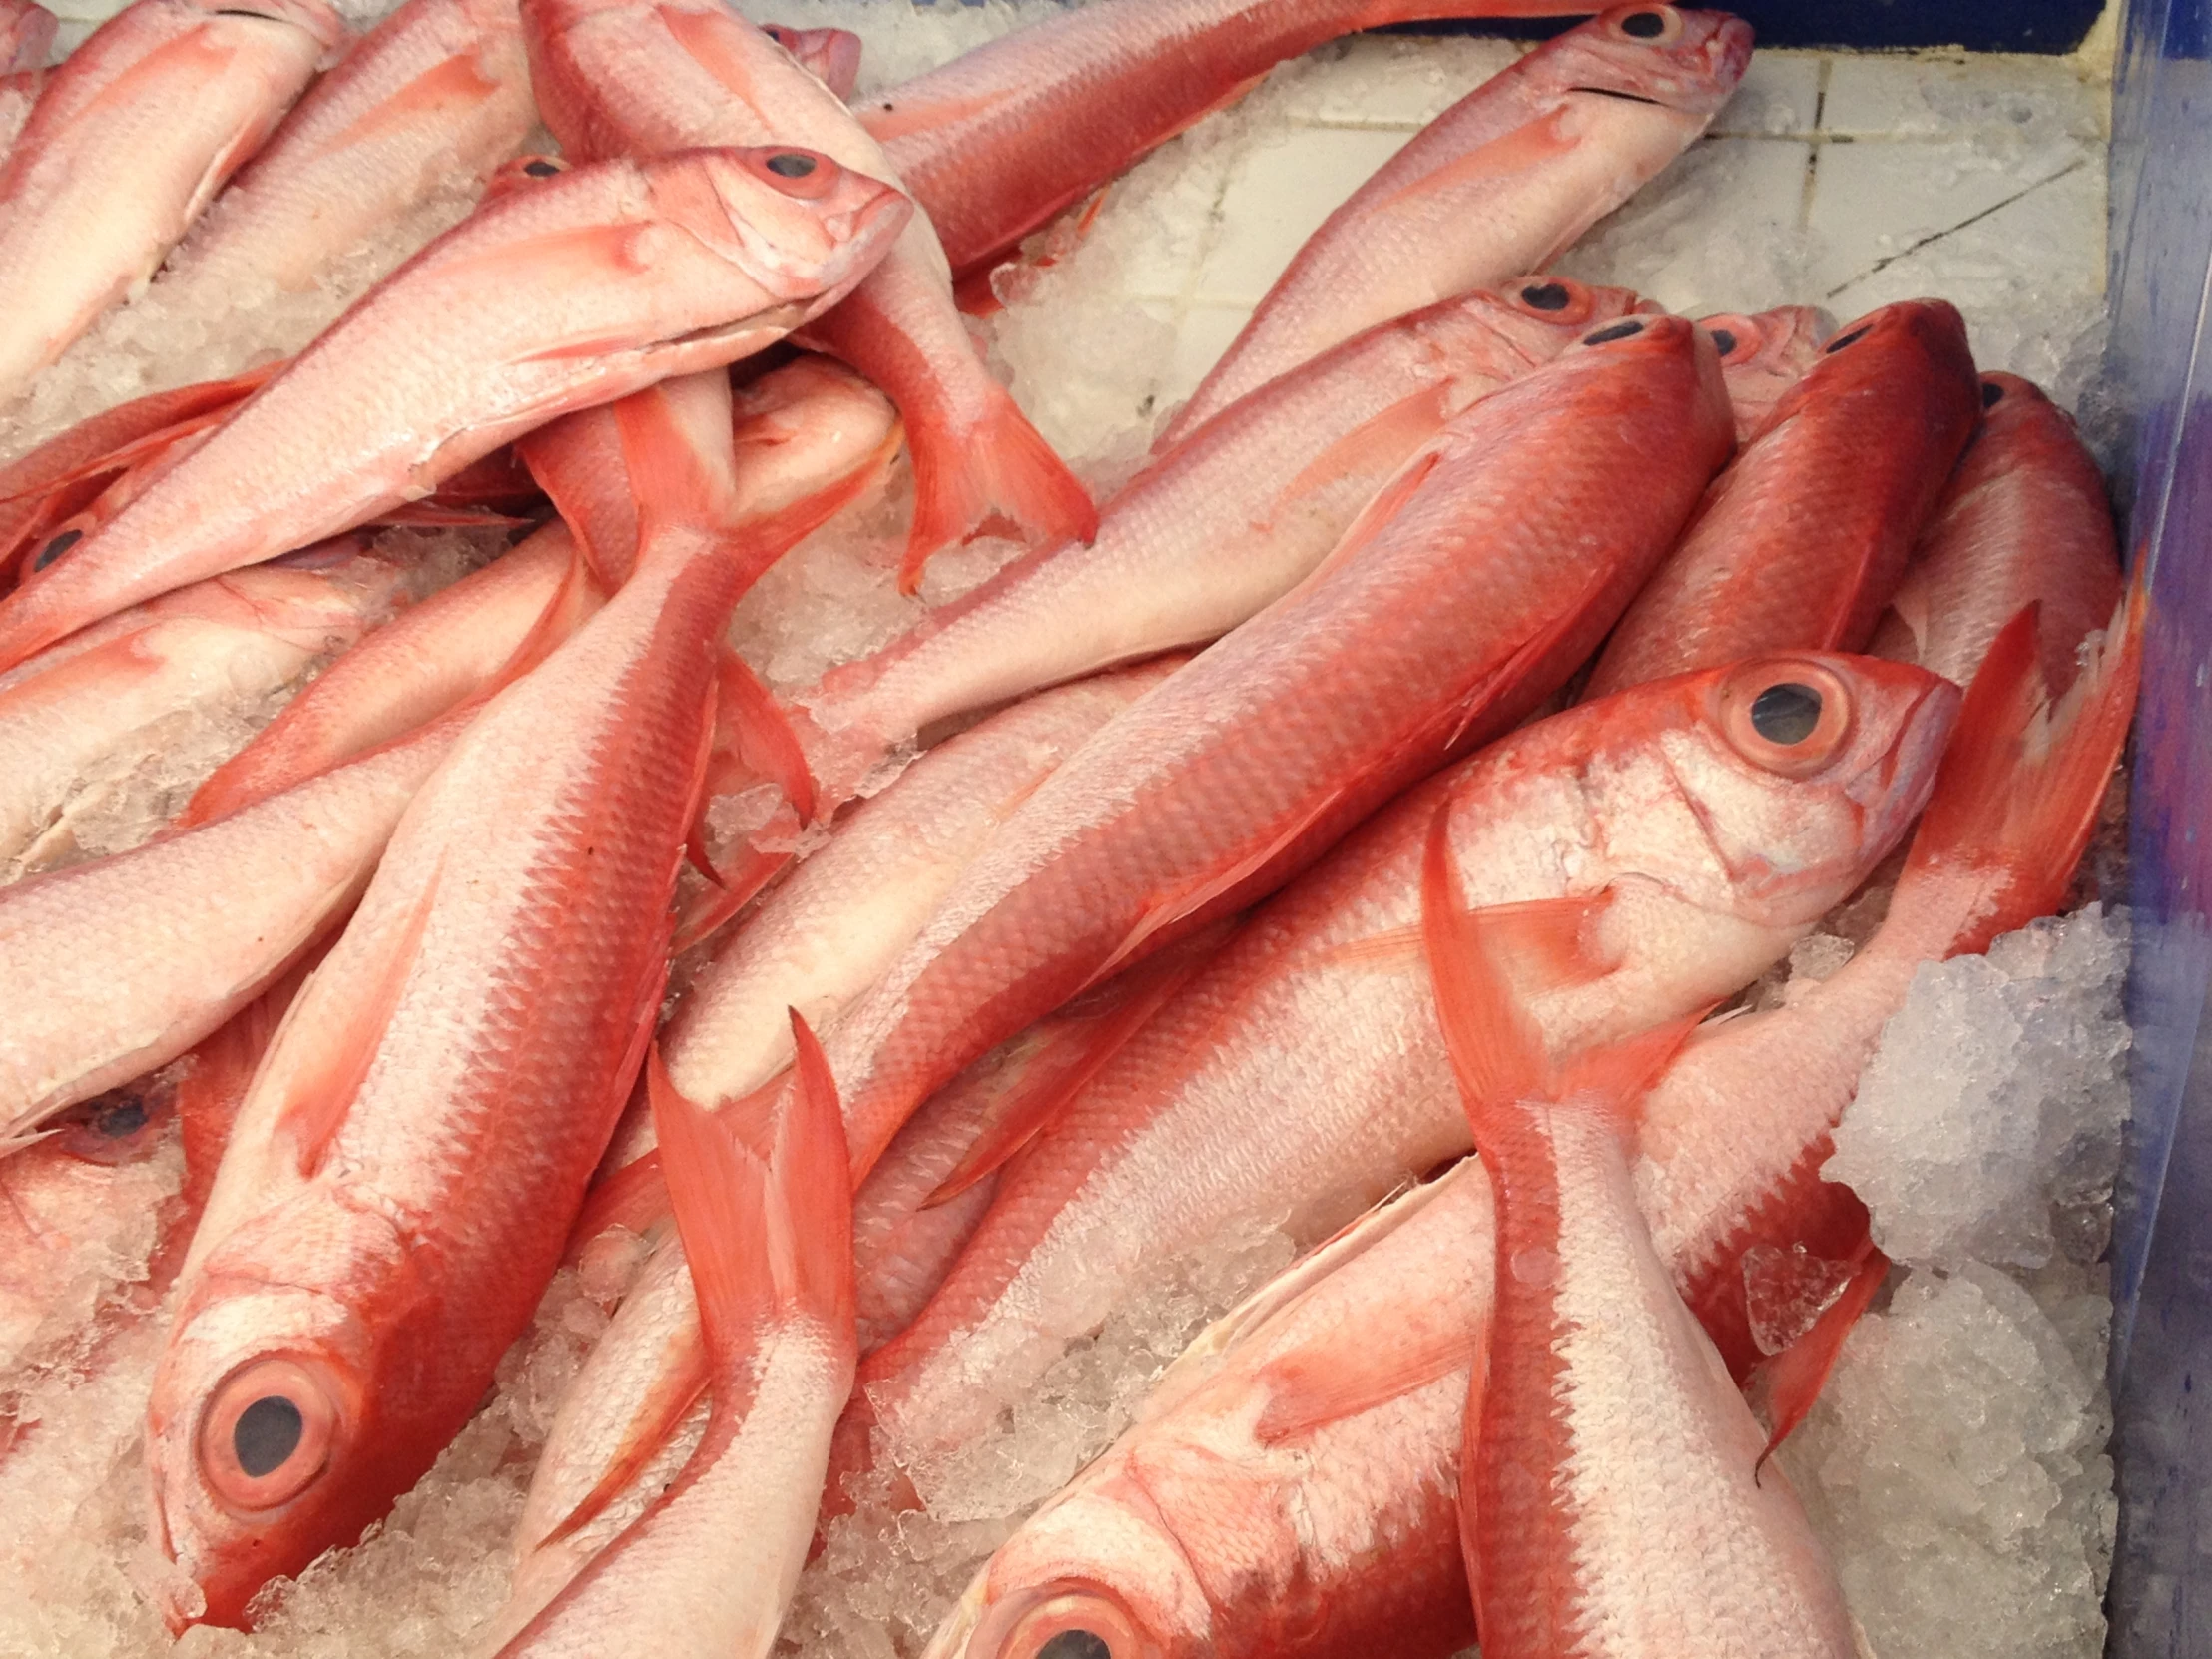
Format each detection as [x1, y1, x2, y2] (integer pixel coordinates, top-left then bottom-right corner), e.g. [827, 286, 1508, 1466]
[1799, 55, 1832, 235]
[1822, 155, 2092, 300]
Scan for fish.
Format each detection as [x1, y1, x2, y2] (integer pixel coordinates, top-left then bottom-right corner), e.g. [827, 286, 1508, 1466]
[820, 313, 1731, 1193]
[0, 545, 402, 875]
[1584, 298, 1981, 698]
[858, 0, 1599, 279]
[0, 0, 52, 71]
[795, 276, 1650, 825]
[0, 0, 346, 405]
[921, 1161, 1495, 1659]
[1871, 371, 2124, 697]
[1701, 305, 1830, 442]
[156, 0, 538, 304]
[519, 0, 1092, 594]
[846, 650, 1953, 1480]
[1635, 594, 2142, 1424]
[1421, 807, 1860, 1659]
[760, 21, 860, 99]
[0, 141, 912, 673]
[141, 366, 899, 1630]
[1161, 5, 1751, 443]
[483, 1034, 853, 1659]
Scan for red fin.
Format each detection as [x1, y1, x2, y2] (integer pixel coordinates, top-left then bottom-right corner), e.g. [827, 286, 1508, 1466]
[1270, 382, 1455, 511]
[567, 1062, 792, 1253]
[1277, 445, 1443, 610]
[781, 1012, 856, 1329]
[651, 1049, 779, 1376]
[1420, 802, 1550, 1110]
[330, 50, 504, 151]
[1757, 1246, 1889, 1466]
[896, 384, 1095, 594]
[716, 649, 818, 825]
[618, 372, 743, 545]
[952, 262, 1009, 319]
[1313, 925, 1424, 970]
[673, 840, 793, 954]
[1253, 1319, 1479, 1445]
[1902, 586, 2144, 953]
[540, 1310, 709, 1548]
[369, 501, 530, 530]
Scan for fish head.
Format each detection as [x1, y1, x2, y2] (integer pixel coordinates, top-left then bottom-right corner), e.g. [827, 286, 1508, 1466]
[1434, 274, 1657, 377]
[1550, 6, 1755, 119]
[758, 22, 863, 100]
[182, 0, 349, 57]
[730, 355, 901, 520]
[649, 145, 913, 318]
[1604, 653, 1959, 929]
[144, 1214, 422, 1631]
[1698, 304, 1832, 439]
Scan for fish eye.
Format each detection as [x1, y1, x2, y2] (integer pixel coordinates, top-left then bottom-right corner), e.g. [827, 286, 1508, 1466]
[1036, 1635, 1112, 1659]
[51, 1081, 171, 1163]
[34, 528, 81, 570]
[766, 152, 817, 178]
[523, 159, 562, 178]
[1613, 7, 1679, 42]
[1706, 326, 1738, 356]
[198, 1357, 340, 1514]
[1583, 319, 1643, 345]
[762, 23, 791, 42]
[1825, 324, 1871, 354]
[972, 1583, 1149, 1659]
[1520, 279, 1573, 312]
[746, 147, 838, 199]
[1716, 661, 1855, 778]
[1982, 379, 2004, 408]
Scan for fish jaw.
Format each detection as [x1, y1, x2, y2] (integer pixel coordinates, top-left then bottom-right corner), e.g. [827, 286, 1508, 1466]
[1551, 5, 1754, 118]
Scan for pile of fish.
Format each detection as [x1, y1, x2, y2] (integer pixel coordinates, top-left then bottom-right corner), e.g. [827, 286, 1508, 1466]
[0, 0, 2140, 1653]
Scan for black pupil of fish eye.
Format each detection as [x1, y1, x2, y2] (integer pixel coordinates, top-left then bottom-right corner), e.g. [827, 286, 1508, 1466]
[1825, 325, 1871, 354]
[1521, 281, 1571, 311]
[1982, 380, 2004, 408]
[92, 1094, 147, 1138]
[233, 1395, 305, 1478]
[1035, 1634, 1111, 1659]
[1749, 682, 1824, 745]
[1707, 327, 1738, 356]
[524, 160, 560, 178]
[766, 152, 818, 179]
[1621, 10, 1667, 36]
[1584, 320, 1643, 345]
[35, 528, 82, 570]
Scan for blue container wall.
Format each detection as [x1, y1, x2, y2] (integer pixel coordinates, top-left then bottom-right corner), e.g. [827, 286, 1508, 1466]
[2109, 0, 2212, 1653]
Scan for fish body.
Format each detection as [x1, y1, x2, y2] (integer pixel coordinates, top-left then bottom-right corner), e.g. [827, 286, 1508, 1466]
[0, 143, 910, 672]
[0, 550, 400, 874]
[851, 651, 1954, 1471]
[1164, 5, 1750, 441]
[0, 68, 36, 161]
[1586, 298, 1980, 697]
[0, 0, 345, 404]
[520, 0, 1090, 586]
[1422, 830, 1858, 1659]
[160, 0, 538, 301]
[922, 1162, 1494, 1659]
[799, 277, 1648, 805]
[1872, 371, 2122, 695]
[861, 0, 1596, 277]
[823, 315, 1731, 1186]
[1701, 304, 1829, 441]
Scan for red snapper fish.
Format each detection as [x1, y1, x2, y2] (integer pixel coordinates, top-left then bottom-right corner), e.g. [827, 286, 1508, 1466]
[796, 277, 1648, 807]
[1586, 298, 1980, 697]
[520, 0, 1092, 590]
[847, 651, 1953, 1479]
[858, 0, 1598, 279]
[0, 141, 911, 673]
[1422, 816, 1860, 1659]
[1701, 304, 1829, 441]
[1164, 5, 1751, 441]
[0, 0, 345, 404]
[819, 314, 1730, 1191]
[158, 0, 538, 305]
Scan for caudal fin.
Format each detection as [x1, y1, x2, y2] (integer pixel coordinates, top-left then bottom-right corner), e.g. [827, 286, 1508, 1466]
[1901, 585, 2143, 955]
[897, 384, 1095, 594]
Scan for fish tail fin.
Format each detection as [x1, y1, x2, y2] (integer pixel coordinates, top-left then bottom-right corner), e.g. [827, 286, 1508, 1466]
[715, 646, 818, 824]
[648, 1046, 779, 1383]
[618, 372, 744, 550]
[1756, 1243, 1889, 1469]
[1902, 584, 2142, 953]
[897, 383, 1094, 594]
[779, 1011, 857, 1334]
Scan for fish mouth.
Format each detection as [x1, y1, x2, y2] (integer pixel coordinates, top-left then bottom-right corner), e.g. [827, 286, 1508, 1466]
[1571, 85, 1666, 106]
[1855, 675, 1964, 856]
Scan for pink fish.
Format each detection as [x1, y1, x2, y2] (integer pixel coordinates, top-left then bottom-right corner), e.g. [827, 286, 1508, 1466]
[1700, 304, 1829, 441]
[0, 0, 346, 403]
[846, 651, 1951, 1480]
[760, 21, 859, 99]
[1422, 808, 1859, 1659]
[1872, 371, 2123, 696]
[0, 0, 52, 72]
[796, 277, 1649, 807]
[0, 142, 910, 673]
[859, 0, 1599, 278]
[159, 0, 538, 303]
[1163, 5, 1751, 442]
[1585, 298, 1981, 697]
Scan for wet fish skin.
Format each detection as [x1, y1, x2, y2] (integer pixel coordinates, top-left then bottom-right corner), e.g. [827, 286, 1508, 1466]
[0, 549, 403, 877]
[797, 276, 1650, 807]
[0, 142, 912, 674]
[1699, 304, 1830, 442]
[759, 21, 859, 99]
[1423, 827, 1858, 1659]
[848, 651, 1955, 1473]
[1871, 370, 2123, 696]
[1164, 5, 1751, 441]
[923, 1163, 1493, 1659]
[0, 0, 346, 404]
[0, 0, 53, 72]
[519, 0, 1091, 589]
[860, 0, 1598, 278]
[822, 314, 1733, 1191]
[1586, 297, 1982, 698]
[160, 0, 538, 301]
